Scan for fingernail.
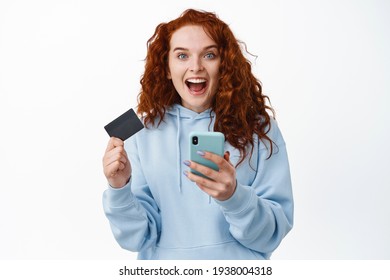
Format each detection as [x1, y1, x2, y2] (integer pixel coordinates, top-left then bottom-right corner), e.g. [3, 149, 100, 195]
[197, 150, 205, 156]
[183, 171, 189, 177]
[183, 160, 191, 166]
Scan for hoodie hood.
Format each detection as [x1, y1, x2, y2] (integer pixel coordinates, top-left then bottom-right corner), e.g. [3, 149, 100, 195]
[166, 103, 214, 120]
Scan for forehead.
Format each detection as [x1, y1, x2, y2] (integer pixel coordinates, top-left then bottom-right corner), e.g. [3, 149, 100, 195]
[170, 25, 217, 49]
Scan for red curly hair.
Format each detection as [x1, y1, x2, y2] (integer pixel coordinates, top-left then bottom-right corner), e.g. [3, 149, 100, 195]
[137, 9, 275, 164]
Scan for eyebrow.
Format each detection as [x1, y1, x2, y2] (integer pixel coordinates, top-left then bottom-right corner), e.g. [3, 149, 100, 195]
[172, 45, 218, 52]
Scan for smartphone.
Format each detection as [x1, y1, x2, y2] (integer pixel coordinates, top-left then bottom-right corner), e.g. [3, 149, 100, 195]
[189, 131, 225, 179]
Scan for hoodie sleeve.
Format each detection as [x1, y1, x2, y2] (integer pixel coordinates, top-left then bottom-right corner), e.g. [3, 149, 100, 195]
[102, 136, 161, 253]
[214, 119, 294, 255]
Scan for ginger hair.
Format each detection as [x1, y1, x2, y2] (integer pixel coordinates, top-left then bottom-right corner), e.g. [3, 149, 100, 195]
[137, 9, 275, 164]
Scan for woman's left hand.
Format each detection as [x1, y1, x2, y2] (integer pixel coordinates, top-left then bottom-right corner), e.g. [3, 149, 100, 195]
[184, 151, 237, 201]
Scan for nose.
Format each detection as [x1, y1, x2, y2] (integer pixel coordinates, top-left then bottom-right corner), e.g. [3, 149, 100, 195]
[189, 57, 204, 72]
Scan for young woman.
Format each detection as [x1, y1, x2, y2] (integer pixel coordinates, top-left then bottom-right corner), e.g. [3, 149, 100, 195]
[102, 9, 293, 259]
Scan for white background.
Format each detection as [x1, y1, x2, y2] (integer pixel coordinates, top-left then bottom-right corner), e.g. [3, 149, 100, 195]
[1, 0, 389, 260]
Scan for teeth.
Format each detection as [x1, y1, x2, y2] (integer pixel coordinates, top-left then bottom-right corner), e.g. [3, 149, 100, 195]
[186, 78, 206, 83]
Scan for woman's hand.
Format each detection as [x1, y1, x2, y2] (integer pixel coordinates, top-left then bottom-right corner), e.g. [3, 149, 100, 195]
[184, 151, 237, 201]
[102, 137, 131, 188]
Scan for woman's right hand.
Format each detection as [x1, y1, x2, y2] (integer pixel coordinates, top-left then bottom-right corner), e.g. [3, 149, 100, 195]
[103, 137, 132, 188]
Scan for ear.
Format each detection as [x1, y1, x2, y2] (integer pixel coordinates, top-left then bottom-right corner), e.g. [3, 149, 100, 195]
[167, 71, 171, 79]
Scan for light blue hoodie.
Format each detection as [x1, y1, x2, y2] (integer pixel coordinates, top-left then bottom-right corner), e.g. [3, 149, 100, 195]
[103, 104, 293, 259]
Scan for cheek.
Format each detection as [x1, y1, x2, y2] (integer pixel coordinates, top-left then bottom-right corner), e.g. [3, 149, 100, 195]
[167, 60, 173, 79]
[210, 71, 220, 88]
[210, 63, 221, 81]
[168, 63, 186, 80]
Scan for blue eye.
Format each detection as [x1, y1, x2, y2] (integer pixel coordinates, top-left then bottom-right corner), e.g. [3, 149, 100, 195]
[204, 53, 216, 59]
[178, 53, 188, 59]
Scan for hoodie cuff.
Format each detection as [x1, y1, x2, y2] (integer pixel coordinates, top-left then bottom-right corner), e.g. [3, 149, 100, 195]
[214, 182, 254, 214]
[104, 179, 134, 207]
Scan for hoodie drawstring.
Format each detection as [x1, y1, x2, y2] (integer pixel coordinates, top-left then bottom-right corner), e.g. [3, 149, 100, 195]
[176, 107, 182, 193]
[170, 104, 215, 203]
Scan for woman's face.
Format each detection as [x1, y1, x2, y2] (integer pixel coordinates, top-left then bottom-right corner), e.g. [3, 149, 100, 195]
[168, 25, 220, 113]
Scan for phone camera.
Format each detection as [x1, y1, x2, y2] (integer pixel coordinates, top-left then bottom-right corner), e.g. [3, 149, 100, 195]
[192, 136, 198, 145]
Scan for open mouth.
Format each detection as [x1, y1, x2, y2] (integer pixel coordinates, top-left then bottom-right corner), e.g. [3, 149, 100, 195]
[185, 78, 207, 94]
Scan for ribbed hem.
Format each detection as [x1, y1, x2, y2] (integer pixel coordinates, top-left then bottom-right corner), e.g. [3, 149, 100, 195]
[104, 179, 134, 207]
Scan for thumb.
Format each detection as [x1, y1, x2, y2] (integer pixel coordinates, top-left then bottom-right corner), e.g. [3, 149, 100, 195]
[224, 151, 234, 166]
